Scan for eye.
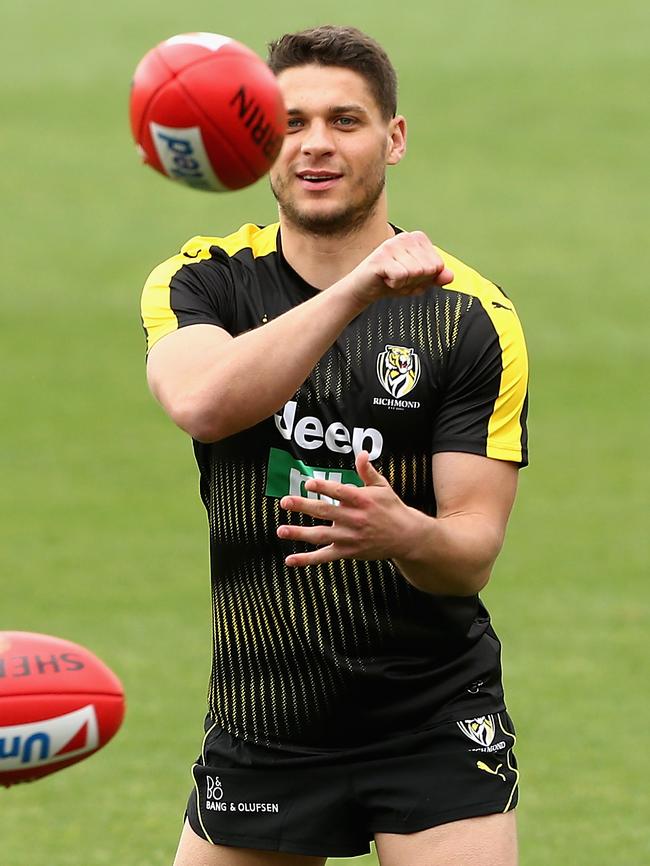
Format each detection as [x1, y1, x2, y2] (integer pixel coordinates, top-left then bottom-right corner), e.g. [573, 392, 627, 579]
[334, 116, 357, 128]
[287, 117, 304, 131]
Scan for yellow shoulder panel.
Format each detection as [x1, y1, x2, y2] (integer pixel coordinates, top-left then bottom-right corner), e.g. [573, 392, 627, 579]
[140, 246, 212, 353]
[141, 224, 280, 353]
[438, 248, 529, 463]
[181, 222, 279, 259]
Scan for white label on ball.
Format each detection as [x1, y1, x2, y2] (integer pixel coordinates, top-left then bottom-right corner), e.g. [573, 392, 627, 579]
[0, 704, 99, 771]
[150, 122, 227, 192]
[164, 33, 232, 53]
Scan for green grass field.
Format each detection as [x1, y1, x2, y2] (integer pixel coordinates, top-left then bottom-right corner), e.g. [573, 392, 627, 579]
[2, 0, 649, 863]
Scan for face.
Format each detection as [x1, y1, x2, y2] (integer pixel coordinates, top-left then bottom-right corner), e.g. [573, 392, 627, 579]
[270, 64, 406, 237]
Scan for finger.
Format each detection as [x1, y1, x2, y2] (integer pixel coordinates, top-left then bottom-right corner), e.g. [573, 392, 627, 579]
[435, 265, 454, 286]
[385, 254, 451, 293]
[378, 257, 411, 289]
[355, 451, 387, 487]
[386, 246, 431, 290]
[375, 238, 438, 293]
[280, 494, 339, 520]
[299, 477, 363, 506]
[277, 524, 333, 544]
[409, 233, 454, 286]
[394, 244, 428, 275]
[285, 544, 340, 568]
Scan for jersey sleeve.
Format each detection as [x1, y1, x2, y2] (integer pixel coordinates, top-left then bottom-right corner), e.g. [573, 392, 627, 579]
[140, 238, 236, 353]
[431, 292, 529, 466]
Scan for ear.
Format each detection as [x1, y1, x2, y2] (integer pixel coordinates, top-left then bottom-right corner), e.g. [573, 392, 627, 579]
[386, 115, 407, 166]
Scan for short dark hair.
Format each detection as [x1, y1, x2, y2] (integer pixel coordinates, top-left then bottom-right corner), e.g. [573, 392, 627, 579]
[267, 25, 397, 119]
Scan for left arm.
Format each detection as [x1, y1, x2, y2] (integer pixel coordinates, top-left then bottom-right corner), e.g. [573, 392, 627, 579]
[391, 451, 518, 595]
[277, 449, 518, 596]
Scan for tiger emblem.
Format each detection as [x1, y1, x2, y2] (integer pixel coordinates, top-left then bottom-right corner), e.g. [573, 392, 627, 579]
[457, 716, 497, 748]
[376, 345, 421, 399]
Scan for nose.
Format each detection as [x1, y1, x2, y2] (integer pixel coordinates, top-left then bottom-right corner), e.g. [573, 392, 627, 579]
[300, 119, 335, 158]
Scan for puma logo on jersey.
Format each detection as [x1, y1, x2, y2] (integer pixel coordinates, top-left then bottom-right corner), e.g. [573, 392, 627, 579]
[274, 401, 383, 460]
[377, 345, 421, 399]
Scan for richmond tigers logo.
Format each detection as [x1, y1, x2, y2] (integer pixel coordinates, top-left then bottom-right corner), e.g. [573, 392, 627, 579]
[457, 716, 496, 748]
[376, 345, 421, 399]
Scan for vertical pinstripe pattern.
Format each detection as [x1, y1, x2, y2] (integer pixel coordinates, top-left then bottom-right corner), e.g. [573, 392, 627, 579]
[200, 291, 472, 744]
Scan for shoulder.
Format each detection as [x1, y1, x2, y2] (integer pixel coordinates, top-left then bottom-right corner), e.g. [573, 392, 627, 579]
[180, 222, 280, 262]
[144, 222, 280, 289]
[436, 247, 527, 350]
[141, 223, 280, 352]
[437, 248, 518, 313]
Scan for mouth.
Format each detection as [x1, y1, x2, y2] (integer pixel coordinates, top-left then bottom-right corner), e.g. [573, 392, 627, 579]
[295, 170, 343, 191]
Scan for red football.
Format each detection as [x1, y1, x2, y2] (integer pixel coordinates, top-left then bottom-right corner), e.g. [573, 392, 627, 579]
[0, 632, 125, 787]
[129, 32, 287, 192]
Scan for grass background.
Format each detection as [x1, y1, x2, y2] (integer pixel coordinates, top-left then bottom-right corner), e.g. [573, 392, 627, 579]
[2, 0, 648, 863]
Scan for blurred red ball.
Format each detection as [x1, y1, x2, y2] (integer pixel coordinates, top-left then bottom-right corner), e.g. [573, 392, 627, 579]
[129, 32, 286, 192]
[0, 632, 125, 787]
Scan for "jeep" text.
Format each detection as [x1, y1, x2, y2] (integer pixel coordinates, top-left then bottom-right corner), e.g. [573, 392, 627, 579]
[274, 401, 383, 460]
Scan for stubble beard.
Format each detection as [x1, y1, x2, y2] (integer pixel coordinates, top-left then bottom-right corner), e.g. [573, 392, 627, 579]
[270, 167, 386, 239]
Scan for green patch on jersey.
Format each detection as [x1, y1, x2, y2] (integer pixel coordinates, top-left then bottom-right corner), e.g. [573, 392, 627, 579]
[265, 447, 363, 503]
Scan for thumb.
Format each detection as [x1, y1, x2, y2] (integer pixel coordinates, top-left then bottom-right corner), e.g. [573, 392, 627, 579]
[436, 265, 454, 286]
[355, 451, 387, 487]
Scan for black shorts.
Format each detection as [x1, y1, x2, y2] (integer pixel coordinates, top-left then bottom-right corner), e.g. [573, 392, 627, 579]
[186, 711, 519, 858]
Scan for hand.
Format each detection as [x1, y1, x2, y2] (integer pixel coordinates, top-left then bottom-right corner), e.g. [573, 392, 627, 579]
[344, 230, 454, 306]
[277, 451, 415, 567]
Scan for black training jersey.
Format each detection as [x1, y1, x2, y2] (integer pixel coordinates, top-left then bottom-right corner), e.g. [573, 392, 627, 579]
[141, 222, 529, 750]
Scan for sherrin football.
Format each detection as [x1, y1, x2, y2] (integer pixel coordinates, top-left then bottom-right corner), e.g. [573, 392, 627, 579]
[0, 632, 125, 787]
[130, 32, 287, 192]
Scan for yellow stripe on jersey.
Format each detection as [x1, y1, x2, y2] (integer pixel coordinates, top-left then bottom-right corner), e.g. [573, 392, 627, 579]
[140, 223, 280, 352]
[439, 248, 529, 463]
[182, 222, 279, 259]
[141, 247, 209, 352]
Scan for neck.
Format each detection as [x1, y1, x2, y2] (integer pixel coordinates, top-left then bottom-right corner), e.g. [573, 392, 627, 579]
[279, 197, 395, 290]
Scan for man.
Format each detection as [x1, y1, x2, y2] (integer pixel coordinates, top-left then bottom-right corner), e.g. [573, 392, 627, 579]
[142, 25, 528, 866]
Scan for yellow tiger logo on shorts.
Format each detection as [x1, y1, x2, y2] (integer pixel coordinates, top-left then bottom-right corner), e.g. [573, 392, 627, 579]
[376, 345, 421, 399]
[457, 716, 497, 748]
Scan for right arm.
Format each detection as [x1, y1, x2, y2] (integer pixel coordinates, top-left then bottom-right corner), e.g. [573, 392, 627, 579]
[146, 231, 453, 443]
